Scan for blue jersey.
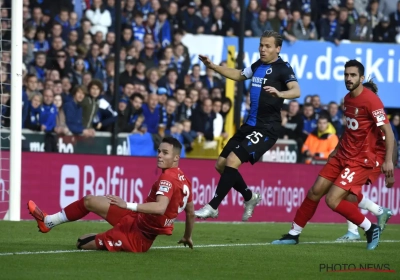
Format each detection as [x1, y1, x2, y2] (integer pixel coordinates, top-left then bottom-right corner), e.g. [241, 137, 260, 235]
[241, 57, 297, 127]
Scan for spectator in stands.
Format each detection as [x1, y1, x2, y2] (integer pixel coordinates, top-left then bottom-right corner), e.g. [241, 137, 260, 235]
[302, 103, 317, 141]
[181, 119, 197, 152]
[201, 68, 223, 91]
[175, 88, 191, 122]
[368, 0, 383, 28]
[158, 68, 179, 96]
[168, 1, 182, 31]
[180, 2, 200, 34]
[85, 0, 112, 39]
[155, 8, 172, 48]
[140, 41, 158, 70]
[142, 93, 160, 134]
[293, 12, 318, 40]
[302, 114, 339, 164]
[345, 0, 359, 25]
[389, 2, 400, 37]
[53, 94, 70, 135]
[116, 94, 142, 134]
[197, 4, 213, 35]
[190, 97, 215, 141]
[172, 43, 190, 82]
[159, 97, 177, 136]
[157, 87, 168, 107]
[212, 97, 227, 139]
[24, 93, 42, 131]
[40, 89, 57, 133]
[28, 51, 47, 83]
[328, 101, 344, 136]
[320, 8, 341, 45]
[251, 9, 271, 37]
[373, 16, 396, 42]
[33, 28, 50, 52]
[211, 5, 229, 36]
[64, 85, 95, 137]
[349, 12, 372, 41]
[337, 8, 351, 40]
[391, 113, 400, 142]
[379, 0, 398, 17]
[24, 74, 40, 100]
[119, 56, 136, 87]
[311, 94, 325, 117]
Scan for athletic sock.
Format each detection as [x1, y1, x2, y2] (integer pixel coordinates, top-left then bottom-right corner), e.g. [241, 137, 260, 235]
[347, 220, 359, 235]
[63, 197, 90, 221]
[209, 166, 240, 209]
[288, 197, 320, 235]
[334, 200, 371, 231]
[358, 196, 383, 216]
[44, 210, 69, 228]
[232, 171, 252, 201]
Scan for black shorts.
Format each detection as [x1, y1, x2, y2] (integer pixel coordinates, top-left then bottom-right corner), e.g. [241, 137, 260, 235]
[220, 123, 280, 164]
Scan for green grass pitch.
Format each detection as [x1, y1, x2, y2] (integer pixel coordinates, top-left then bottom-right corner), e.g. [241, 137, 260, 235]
[0, 221, 399, 280]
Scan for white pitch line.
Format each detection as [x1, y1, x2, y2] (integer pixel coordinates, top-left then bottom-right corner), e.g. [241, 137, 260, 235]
[0, 240, 399, 256]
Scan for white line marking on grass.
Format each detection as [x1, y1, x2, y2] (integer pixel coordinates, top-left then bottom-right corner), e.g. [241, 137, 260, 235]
[1, 240, 399, 256]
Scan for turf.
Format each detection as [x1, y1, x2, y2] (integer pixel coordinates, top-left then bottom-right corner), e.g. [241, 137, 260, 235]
[0, 221, 399, 280]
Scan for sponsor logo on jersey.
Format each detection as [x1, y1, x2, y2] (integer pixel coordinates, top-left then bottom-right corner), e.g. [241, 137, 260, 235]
[251, 77, 268, 88]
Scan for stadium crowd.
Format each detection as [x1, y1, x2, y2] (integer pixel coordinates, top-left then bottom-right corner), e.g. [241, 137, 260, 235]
[0, 0, 399, 163]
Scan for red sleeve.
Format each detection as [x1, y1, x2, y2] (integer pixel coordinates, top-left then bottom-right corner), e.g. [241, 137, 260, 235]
[155, 174, 174, 200]
[368, 94, 389, 127]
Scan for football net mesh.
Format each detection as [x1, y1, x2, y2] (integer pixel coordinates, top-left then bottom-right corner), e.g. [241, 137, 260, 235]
[0, 6, 11, 220]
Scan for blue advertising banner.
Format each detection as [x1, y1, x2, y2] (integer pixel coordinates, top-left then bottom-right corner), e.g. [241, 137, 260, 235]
[181, 34, 400, 108]
[223, 38, 400, 107]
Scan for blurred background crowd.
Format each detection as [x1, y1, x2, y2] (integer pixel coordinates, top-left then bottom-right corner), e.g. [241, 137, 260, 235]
[0, 0, 399, 164]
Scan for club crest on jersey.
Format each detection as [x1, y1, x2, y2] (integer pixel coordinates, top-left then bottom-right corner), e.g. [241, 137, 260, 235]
[266, 68, 272, 75]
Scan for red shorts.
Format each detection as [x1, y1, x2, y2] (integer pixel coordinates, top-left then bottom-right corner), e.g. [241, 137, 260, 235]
[95, 205, 154, 253]
[319, 156, 373, 195]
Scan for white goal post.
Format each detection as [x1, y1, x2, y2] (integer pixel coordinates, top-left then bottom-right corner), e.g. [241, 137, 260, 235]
[9, 0, 23, 221]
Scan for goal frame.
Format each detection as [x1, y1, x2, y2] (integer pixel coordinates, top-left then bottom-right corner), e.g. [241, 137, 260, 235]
[9, 0, 23, 221]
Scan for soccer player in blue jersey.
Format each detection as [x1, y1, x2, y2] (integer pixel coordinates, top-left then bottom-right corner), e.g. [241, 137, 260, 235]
[195, 31, 301, 221]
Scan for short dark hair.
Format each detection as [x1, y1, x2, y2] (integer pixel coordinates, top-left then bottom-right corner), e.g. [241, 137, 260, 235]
[87, 79, 103, 92]
[212, 97, 222, 104]
[261, 30, 283, 47]
[161, 136, 182, 154]
[363, 78, 378, 94]
[344, 59, 365, 76]
[130, 92, 144, 101]
[304, 102, 313, 108]
[318, 114, 329, 122]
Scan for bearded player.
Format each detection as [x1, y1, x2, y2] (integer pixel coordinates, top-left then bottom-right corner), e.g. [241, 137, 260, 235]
[336, 79, 397, 241]
[27, 136, 195, 252]
[271, 60, 395, 250]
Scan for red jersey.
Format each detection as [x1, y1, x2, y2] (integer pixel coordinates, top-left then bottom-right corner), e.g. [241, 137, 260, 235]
[137, 167, 192, 237]
[336, 87, 389, 167]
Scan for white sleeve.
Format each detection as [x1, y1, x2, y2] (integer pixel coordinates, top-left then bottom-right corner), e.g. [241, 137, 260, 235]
[241, 66, 253, 79]
[213, 113, 223, 138]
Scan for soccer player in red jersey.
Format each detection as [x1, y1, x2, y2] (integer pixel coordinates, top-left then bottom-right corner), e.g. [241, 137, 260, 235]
[336, 80, 397, 241]
[27, 137, 195, 252]
[272, 60, 395, 250]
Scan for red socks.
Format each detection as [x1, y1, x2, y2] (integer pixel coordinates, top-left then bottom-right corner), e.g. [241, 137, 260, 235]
[293, 197, 320, 228]
[334, 200, 365, 225]
[63, 197, 89, 221]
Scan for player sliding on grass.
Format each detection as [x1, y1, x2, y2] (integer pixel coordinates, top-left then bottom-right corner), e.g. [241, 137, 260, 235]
[195, 30, 301, 221]
[28, 137, 195, 252]
[336, 80, 396, 241]
[272, 60, 395, 250]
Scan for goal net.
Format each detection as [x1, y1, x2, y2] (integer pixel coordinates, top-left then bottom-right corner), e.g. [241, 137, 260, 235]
[0, 5, 11, 219]
[0, 0, 22, 221]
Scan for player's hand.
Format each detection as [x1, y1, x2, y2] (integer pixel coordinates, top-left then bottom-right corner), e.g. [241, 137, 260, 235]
[263, 86, 283, 98]
[381, 161, 394, 178]
[198, 55, 215, 70]
[106, 195, 127, 209]
[178, 237, 193, 249]
[385, 176, 395, 188]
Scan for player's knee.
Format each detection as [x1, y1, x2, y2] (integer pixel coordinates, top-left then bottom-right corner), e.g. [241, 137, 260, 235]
[215, 162, 224, 174]
[307, 188, 322, 201]
[226, 152, 241, 168]
[325, 195, 338, 210]
[83, 195, 95, 210]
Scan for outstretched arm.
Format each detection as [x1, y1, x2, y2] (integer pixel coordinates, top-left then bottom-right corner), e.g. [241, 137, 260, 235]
[380, 123, 395, 178]
[107, 195, 170, 215]
[199, 55, 246, 82]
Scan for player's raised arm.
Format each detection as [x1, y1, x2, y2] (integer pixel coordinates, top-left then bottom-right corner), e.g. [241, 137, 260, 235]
[198, 55, 246, 82]
[178, 201, 195, 249]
